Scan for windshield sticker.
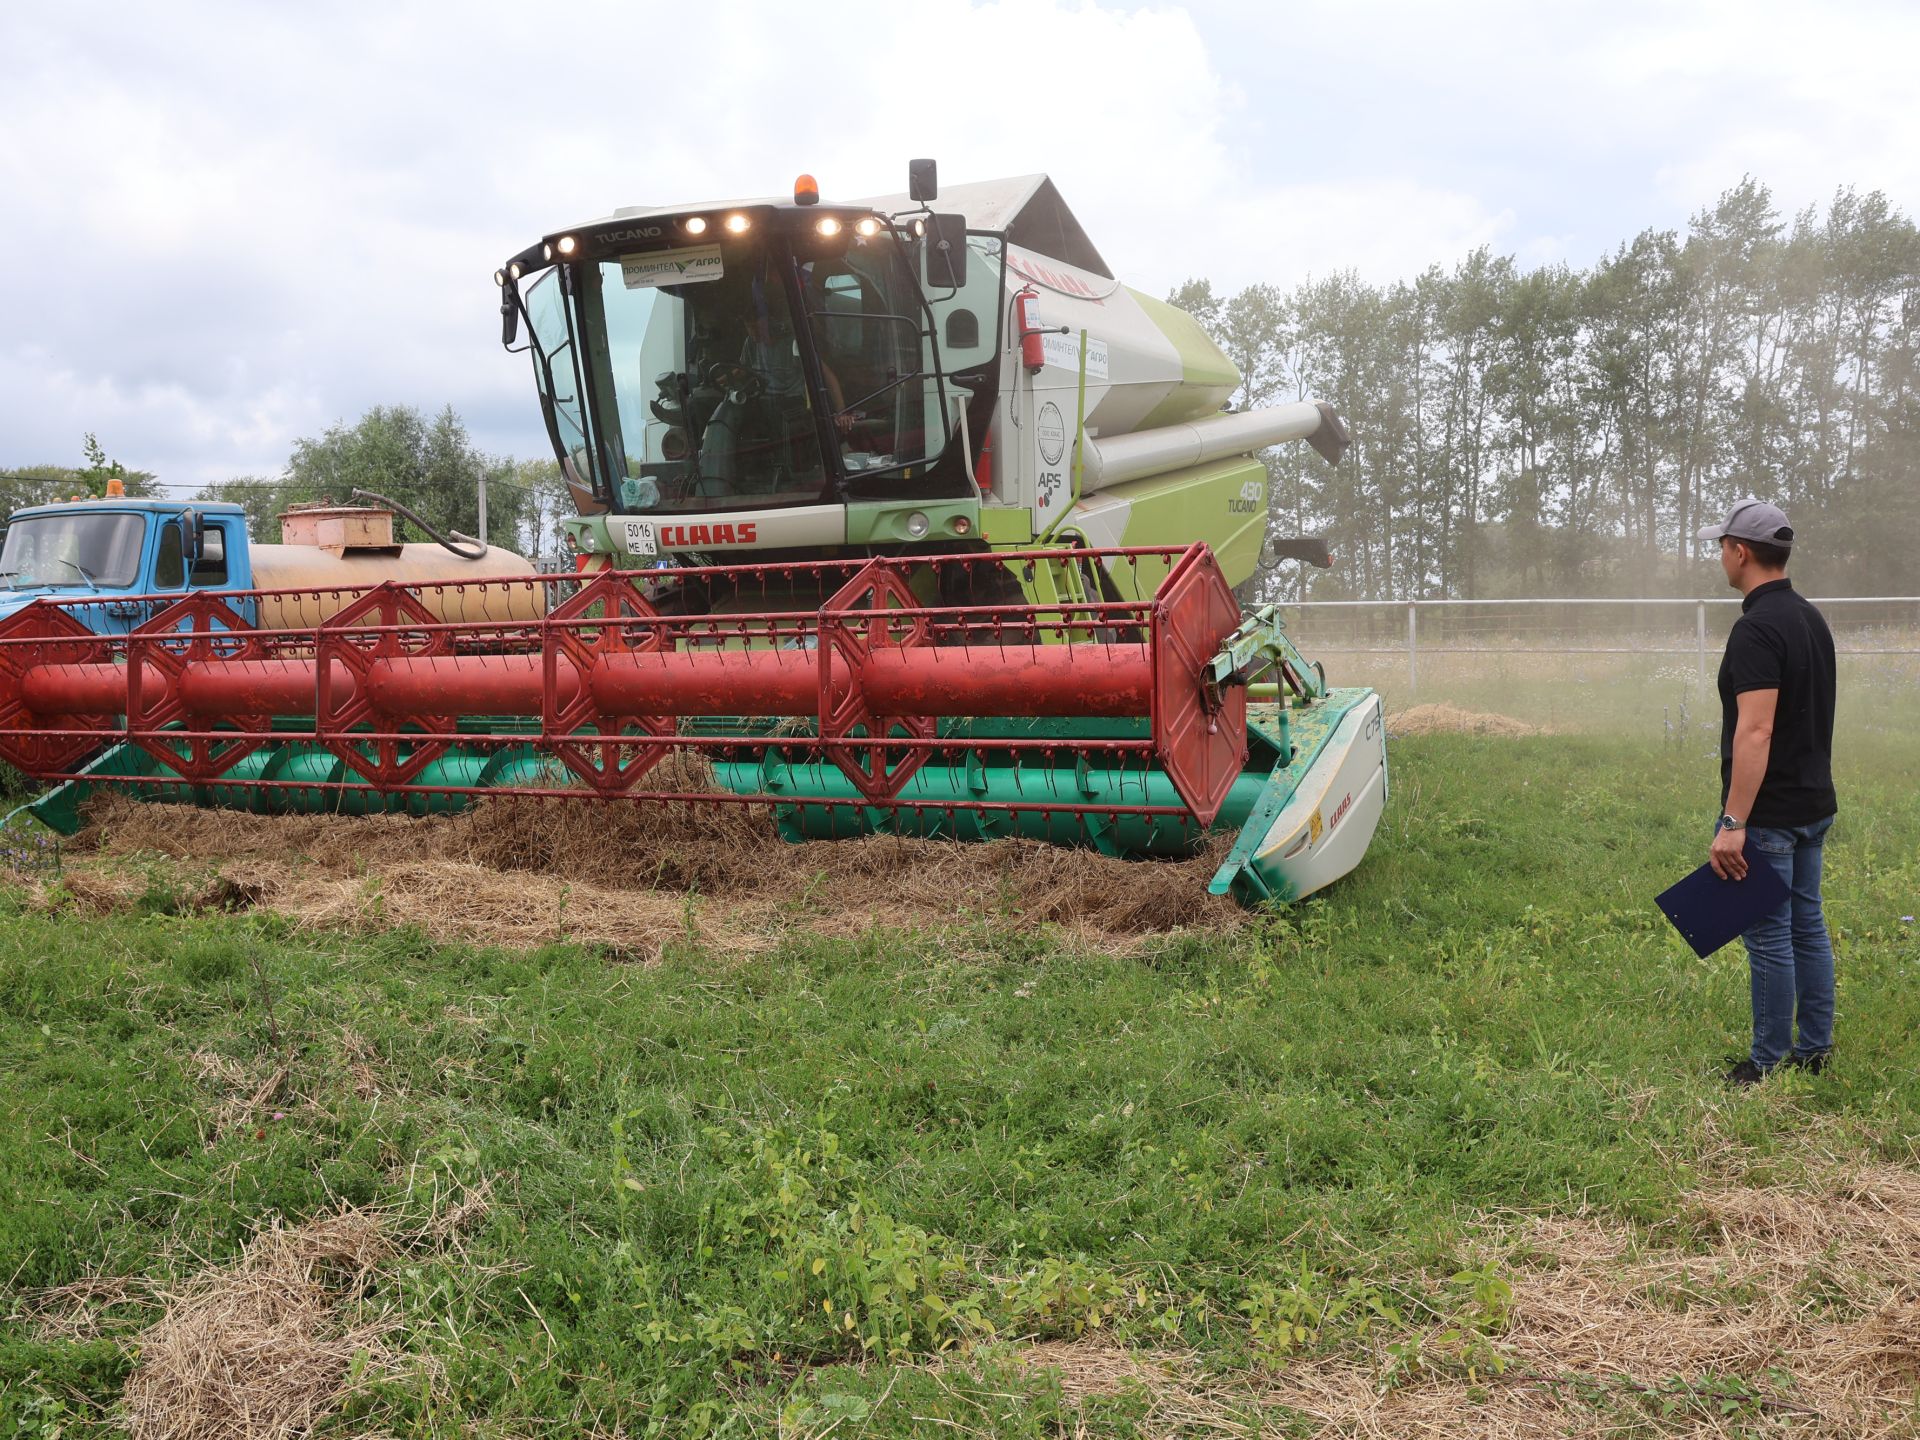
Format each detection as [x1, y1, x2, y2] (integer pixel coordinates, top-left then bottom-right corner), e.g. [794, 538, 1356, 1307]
[621, 245, 724, 289]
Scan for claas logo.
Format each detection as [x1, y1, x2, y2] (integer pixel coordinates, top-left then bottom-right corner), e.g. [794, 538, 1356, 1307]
[660, 522, 758, 547]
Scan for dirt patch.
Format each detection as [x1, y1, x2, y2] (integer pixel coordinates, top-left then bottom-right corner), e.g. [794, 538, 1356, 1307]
[1388, 703, 1544, 738]
[38, 794, 1245, 955]
[1012, 1159, 1920, 1438]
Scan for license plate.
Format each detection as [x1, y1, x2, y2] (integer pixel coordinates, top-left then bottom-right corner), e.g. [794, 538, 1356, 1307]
[618, 519, 658, 556]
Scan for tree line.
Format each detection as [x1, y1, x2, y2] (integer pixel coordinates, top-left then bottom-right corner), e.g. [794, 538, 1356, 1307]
[11, 176, 1915, 600]
[1177, 178, 1920, 601]
[3, 415, 575, 561]
[193, 405, 572, 558]
[0, 435, 158, 514]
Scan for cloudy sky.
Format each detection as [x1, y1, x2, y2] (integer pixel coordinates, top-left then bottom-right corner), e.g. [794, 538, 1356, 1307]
[3, 0, 1915, 491]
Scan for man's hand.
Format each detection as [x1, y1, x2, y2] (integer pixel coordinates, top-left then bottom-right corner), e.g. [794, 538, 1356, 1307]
[1710, 824, 1748, 881]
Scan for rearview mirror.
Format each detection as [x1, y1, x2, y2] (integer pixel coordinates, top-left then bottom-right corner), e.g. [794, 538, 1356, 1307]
[501, 286, 520, 347]
[908, 158, 938, 203]
[925, 213, 968, 289]
[180, 509, 203, 562]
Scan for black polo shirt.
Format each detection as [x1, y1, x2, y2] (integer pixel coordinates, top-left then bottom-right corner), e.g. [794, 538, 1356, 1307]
[1718, 577, 1837, 826]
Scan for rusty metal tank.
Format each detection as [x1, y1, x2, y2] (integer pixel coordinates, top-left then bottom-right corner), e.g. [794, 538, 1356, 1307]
[251, 506, 546, 630]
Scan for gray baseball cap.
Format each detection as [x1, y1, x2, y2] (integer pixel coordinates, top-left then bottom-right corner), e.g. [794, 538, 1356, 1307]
[1696, 496, 1795, 548]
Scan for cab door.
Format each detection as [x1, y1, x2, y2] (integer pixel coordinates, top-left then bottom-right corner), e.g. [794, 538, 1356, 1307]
[186, 516, 254, 627]
[103, 515, 190, 632]
[125, 516, 249, 631]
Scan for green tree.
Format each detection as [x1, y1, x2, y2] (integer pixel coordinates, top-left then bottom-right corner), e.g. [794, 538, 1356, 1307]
[1, 435, 158, 517]
[196, 405, 529, 549]
[1172, 177, 1920, 600]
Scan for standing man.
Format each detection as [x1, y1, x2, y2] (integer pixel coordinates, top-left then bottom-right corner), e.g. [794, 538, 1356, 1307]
[1698, 498, 1838, 1086]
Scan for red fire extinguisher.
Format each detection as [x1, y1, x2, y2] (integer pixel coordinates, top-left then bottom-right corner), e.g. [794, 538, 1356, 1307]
[1016, 286, 1047, 372]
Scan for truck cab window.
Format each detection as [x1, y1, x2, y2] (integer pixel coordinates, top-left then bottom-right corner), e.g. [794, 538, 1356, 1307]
[154, 521, 185, 588]
[802, 243, 942, 481]
[0, 512, 147, 588]
[923, 233, 1002, 375]
[525, 271, 595, 489]
[190, 524, 228, 586]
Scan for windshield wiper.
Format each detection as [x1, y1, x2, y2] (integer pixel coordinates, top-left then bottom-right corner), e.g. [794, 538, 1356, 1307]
[53, 558, 101, 592]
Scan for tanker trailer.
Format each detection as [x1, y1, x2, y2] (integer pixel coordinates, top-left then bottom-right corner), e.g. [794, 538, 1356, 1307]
[242, 499, 544, 630]
[0, 490, 540, 636]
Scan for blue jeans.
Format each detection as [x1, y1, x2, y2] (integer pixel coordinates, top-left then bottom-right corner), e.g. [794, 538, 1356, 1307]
[1740, 816, 1836, 1069]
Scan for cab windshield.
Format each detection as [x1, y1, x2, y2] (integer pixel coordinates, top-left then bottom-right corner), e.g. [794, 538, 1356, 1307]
[0, 512, 147, 588]
[527, 225, 949, 514]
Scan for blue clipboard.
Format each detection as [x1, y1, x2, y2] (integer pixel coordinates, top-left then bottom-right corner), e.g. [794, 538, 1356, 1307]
[1656, 836, 1790, 958]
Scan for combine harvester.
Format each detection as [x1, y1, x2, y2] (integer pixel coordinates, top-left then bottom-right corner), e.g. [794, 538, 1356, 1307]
[0, 163, 1385, 905]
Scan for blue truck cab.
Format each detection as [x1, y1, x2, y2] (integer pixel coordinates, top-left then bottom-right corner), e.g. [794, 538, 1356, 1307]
[0, 498, 254, 634]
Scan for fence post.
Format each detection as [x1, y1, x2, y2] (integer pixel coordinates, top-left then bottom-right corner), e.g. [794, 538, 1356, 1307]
[1696, 601, 1708, 689]
[1407, 601, 1418, 697]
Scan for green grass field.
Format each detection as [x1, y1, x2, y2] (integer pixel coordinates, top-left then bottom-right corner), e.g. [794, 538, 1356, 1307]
[3, 727, 1917, 1437]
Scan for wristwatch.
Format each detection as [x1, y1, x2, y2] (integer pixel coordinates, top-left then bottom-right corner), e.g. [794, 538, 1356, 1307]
[1717, 813, 1745, 832]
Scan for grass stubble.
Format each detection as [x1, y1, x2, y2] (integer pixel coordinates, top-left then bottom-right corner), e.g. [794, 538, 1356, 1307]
[2, 712, 1917, 1437]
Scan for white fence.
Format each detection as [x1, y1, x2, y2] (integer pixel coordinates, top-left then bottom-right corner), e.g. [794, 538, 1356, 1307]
[1277, 595, 1920, 734]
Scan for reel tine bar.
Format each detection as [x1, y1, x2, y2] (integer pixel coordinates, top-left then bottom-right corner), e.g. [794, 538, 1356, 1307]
[0, 544, 1249, 826]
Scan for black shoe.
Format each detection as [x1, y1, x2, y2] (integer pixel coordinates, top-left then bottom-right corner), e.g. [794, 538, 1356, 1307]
[1784, 1050, 1831, 1075]
[1724, 1058, 1768, 1087]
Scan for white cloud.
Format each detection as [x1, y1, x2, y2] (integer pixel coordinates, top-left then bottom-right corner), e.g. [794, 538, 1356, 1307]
[0, 0, 1913, 489]
[1610, 1, 1920, 218]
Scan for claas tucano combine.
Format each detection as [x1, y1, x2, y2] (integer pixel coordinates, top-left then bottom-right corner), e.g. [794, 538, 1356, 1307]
[0, 162, 1385, 904]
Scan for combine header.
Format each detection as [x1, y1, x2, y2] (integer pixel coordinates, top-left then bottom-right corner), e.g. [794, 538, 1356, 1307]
[0, 160, 1387, 904]
[0, 544, 1381, 902]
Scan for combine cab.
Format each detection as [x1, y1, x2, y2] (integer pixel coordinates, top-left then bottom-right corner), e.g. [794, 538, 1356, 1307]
[1, 162, 1385, 905]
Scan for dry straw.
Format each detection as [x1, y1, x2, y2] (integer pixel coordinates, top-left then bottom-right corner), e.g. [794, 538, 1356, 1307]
[114, 1182, 490, 1440]
[120, 1208, 403, 1440]
[1007, 1158, 1920, 1438]
[1387, 703, 1544, 738]
[49, 790, 1245, 953]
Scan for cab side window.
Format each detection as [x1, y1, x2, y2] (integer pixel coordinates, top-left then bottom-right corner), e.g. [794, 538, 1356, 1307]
[925, 233, 1002, 374]
[154, 521, 185, 588]
[190, 523, 229, 586]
